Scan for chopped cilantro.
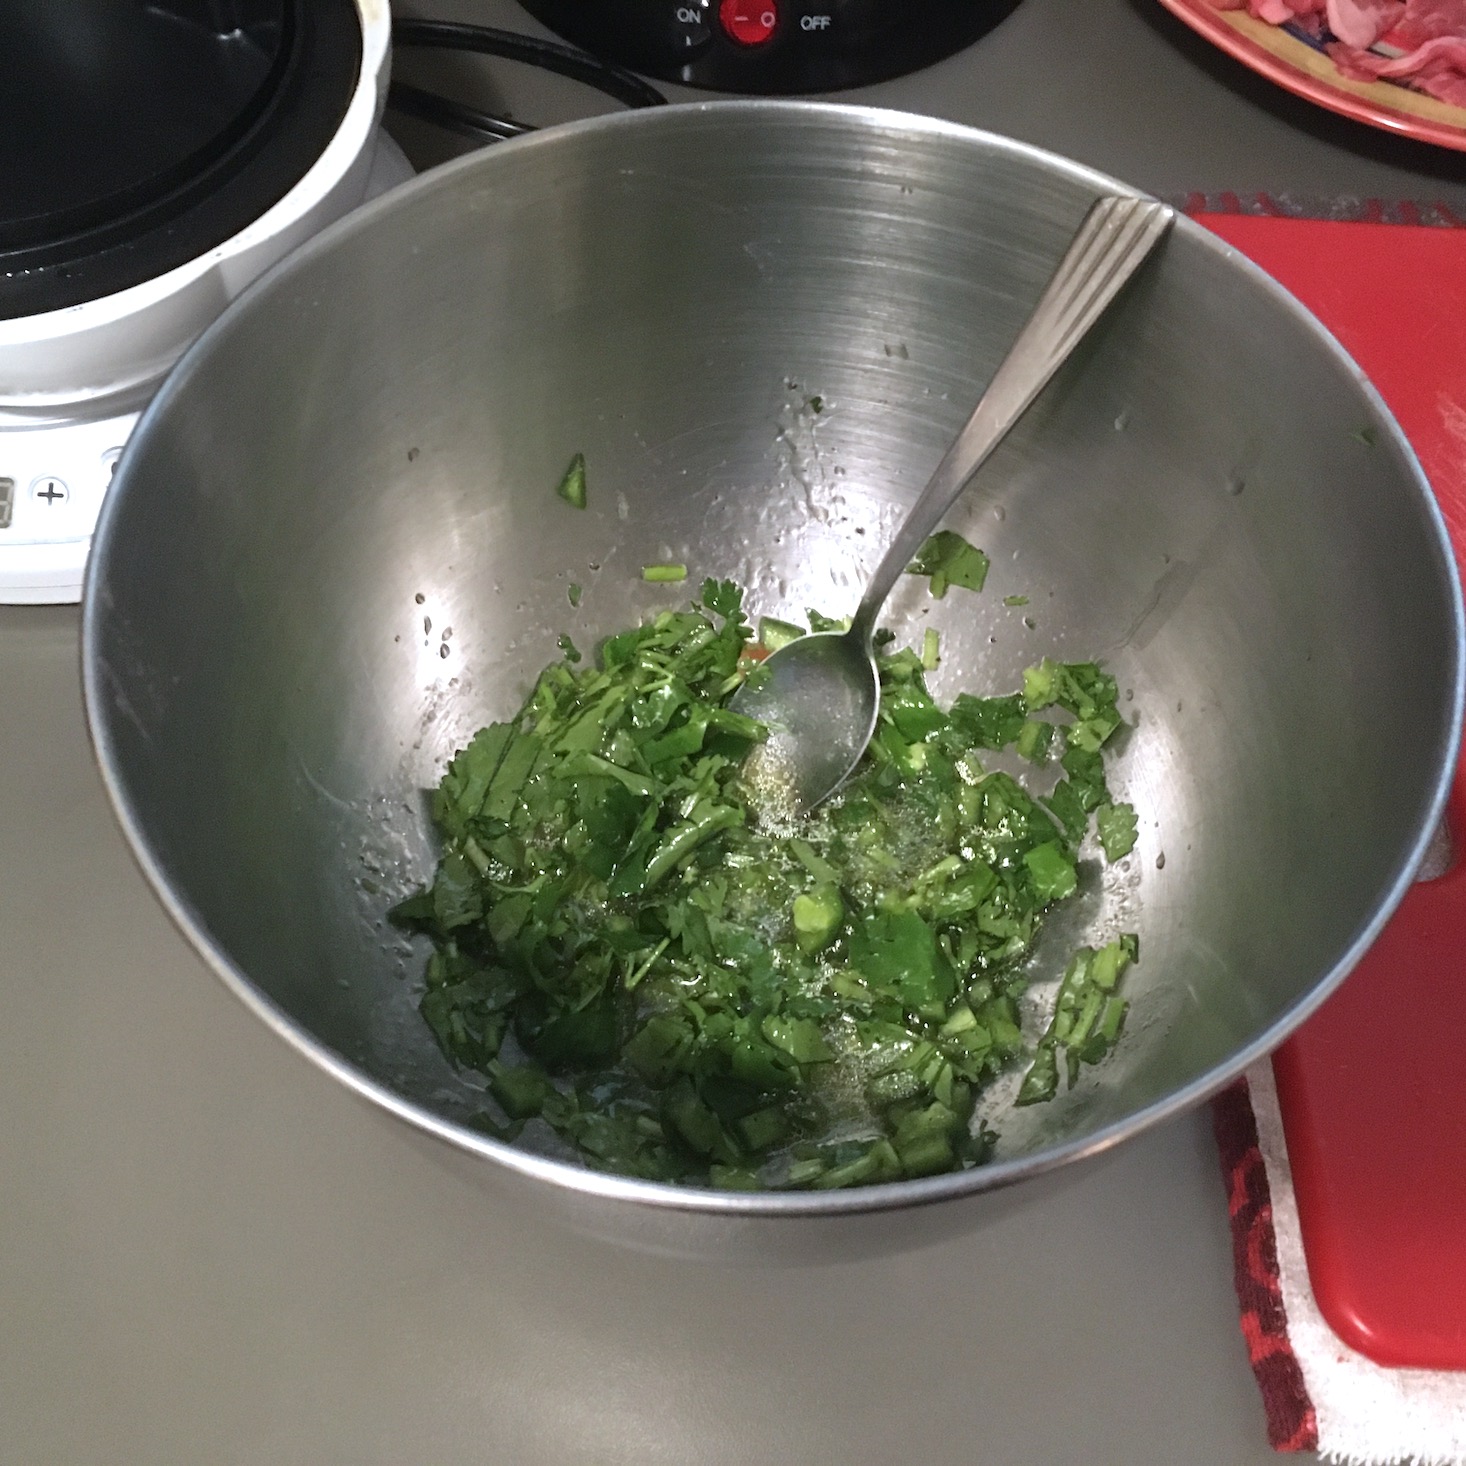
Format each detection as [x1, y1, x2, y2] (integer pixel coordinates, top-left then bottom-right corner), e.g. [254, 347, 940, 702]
[792, 885, 843, 954]
[1015, 719, 1054, 765]
[1016, 935, 1138, 1104]
[1096, 801, 1139, 861]
[1023, 841, 1077, 902]
[948, 693, 1026, 750]
[758, 615, 805, 651]
[556, 453, 587, 509]
[905, 530, 991, 598]
[642, 563, 688, 583]
[807, 609, 850, 633]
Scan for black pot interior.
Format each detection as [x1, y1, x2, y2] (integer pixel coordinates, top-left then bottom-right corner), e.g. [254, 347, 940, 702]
[0, 0, 362, 320]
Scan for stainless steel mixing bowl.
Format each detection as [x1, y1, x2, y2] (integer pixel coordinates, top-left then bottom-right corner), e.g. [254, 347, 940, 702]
[83, 103, 1463, 1260]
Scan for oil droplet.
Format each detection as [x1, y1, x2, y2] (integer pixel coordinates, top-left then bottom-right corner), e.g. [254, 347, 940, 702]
[423, 616, 432, 635]
[414, 591, 425, 604]
[439, 644, 450, 659]
[442, 626, 453, 641]
[1022, 616, 1035, 629]
[1227, 475, 1245, 496]
[994, 505, 1006, 521]
[1155, 851, 1167, 870]
[407, 447, 420, 462]
[1114, 410, 1130, 431]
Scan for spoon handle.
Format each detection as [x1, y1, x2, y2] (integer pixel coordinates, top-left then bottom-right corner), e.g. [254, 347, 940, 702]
[850, 193, 1175, 645]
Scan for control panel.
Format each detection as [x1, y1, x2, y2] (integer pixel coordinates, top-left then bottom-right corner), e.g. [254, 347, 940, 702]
[0, 412, 139, 604]
[517, 0, 1023, 93]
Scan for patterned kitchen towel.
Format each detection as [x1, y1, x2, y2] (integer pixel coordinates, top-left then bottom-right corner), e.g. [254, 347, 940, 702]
[1214, 1064, 1466, 1463]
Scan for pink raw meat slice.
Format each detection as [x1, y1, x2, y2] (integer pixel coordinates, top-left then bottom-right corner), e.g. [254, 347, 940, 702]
[1204, 0, 1322, 21]
[1380, 0, 1466, 49]
[1204, 0, 1376, 35]
[1327, 33, 1466, 102]
[1413, 52, 1466, 100]
[1327, 0, 1406, 45]
[1258, 0, 1318, 20]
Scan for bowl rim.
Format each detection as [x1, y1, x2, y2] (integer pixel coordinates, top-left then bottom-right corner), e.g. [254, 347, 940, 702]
[81, 98, 1466, 1219]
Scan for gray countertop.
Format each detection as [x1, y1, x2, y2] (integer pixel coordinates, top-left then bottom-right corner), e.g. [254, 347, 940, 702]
[7, 1, 1460, 1460]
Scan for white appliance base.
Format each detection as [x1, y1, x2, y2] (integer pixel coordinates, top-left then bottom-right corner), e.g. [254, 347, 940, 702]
[0, 129, 414, 606]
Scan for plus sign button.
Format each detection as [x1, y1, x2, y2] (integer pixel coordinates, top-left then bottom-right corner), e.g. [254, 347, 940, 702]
[30, 476, 69, 506]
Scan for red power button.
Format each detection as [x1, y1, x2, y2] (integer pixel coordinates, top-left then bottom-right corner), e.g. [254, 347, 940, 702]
[718, 0, 779, 45]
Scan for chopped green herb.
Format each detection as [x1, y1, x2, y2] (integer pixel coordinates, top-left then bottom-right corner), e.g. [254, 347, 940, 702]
[1016, 935, 1138, 1104]
[792, 885, 843, 955]
[1023, 841, 1077, 902]
[906, 530, 991, 599]
[556, 633, 582, 664]
[568, 582, 583, 607]
[1015, 719, 1054, 765]
[393, 581, 1140, 1189]
[807, 609, 850, 633]
[489, 1061, 554, 1119]
[758, 616, 806, 652]
[642, 563, 688, 583]
[1096, 801, 1139, 861]
[1351, 426, 1377, 447]
[921, 628, 940, 672]
[1003, 594, 1029, 607]
[948, 693, 1026, 750]
[556, 453, 587, 509]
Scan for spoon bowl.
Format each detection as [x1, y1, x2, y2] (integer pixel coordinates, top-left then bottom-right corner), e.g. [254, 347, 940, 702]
[734, 631, 880, 814]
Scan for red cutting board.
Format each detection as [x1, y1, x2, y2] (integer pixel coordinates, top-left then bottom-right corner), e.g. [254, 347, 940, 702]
[1200, 213, 1466, 1372]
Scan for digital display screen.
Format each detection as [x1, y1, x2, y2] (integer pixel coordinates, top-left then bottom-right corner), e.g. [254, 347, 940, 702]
[0, 478, 13, 530]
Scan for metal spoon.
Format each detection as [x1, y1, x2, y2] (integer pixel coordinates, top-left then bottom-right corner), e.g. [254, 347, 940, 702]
[731, 193, 1175, 814]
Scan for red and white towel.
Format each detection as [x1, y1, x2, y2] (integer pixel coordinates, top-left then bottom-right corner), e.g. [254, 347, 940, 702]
[1214, 1066, 1466, 1462]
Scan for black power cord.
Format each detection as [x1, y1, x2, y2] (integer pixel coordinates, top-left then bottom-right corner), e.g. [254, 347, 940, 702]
[388, 80, 535, 145]
[387, 19, 667, 146]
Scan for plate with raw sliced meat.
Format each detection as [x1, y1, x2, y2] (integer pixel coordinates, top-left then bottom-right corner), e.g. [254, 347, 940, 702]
[1158, 0, 1466, 150]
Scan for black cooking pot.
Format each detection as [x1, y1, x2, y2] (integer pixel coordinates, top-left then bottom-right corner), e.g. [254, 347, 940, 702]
[0, 0, 363, 319]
